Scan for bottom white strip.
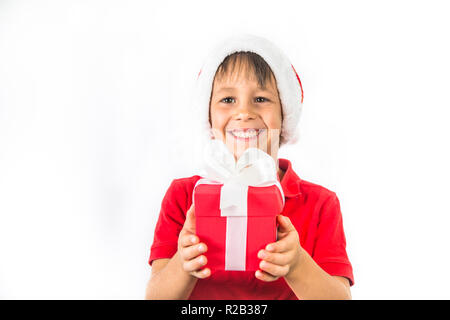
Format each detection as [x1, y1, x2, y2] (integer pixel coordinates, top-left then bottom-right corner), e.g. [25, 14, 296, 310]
[225, 216, 247, 271]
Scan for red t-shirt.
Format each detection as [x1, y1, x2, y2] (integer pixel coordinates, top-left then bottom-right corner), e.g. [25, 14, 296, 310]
[149, 158, 354, 300]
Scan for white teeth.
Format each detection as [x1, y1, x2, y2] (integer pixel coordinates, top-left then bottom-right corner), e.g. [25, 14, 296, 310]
[231, 129, 259, 138]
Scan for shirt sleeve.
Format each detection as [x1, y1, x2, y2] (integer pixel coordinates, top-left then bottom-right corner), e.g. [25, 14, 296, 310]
[312, 193, 355, 286]
[148, 179, 188, 266]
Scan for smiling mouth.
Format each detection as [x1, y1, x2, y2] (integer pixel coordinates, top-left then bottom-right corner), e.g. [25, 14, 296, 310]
[226, 128, 264, 140]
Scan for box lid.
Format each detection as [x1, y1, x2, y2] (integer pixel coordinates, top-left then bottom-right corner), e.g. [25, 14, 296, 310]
[194, 183, 284, 217]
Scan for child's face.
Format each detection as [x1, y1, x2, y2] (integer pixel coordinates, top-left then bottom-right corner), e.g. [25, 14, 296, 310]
[209, 65, 283, 162]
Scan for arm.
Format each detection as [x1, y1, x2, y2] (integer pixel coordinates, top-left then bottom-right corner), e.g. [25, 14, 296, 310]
[256, 215, 351, 300]
[145, 205, 211, 300]
[145, 254, 197, 300]
[285, 248, 351, 299]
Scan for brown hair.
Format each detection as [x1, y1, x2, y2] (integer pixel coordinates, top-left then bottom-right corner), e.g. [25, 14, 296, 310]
[214, 51, 276, 88]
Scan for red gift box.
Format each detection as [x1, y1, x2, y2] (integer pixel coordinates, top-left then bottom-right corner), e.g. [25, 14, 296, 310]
[193, 182, 284, 272]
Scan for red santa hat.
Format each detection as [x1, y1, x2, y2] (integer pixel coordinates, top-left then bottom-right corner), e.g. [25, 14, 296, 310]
[192, 33, 304, 146]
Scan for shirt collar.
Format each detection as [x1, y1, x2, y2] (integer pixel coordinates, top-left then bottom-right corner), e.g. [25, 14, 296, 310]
[277, 158, 302, 198]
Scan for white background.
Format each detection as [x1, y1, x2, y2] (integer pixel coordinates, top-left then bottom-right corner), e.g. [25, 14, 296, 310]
[1, 0, 449, 299]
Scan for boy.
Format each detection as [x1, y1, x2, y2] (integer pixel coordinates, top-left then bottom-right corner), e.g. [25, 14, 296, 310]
[146, 34, 354, 300]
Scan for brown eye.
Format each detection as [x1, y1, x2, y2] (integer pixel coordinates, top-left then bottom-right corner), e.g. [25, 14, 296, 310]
[221, 97, 235, 103]
[255, 97, 269, 103]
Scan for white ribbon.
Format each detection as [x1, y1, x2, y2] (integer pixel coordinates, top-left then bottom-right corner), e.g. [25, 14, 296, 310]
[193, 140, 285, 271]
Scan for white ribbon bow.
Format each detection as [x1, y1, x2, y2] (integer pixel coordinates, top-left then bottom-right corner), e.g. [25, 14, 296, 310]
[194, 140, 285, 270]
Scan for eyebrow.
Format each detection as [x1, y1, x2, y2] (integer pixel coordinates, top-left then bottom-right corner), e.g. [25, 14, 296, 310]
[215, 87, 236, 92]
[215, 86, 277, 96]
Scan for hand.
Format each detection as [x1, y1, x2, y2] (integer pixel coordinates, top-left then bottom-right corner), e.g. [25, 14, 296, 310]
[177, 204, 211, 279]
[255, 215, 302, 282]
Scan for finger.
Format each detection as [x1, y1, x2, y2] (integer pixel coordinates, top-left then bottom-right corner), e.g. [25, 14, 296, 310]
[183, 204, 196, 233]
[179, 233, 199, 248]
[191, 267, 211, 279]
[255, 269, 279, 282]
[259, 260, 290, 277]
[180, 242, 208, 261]
[277, 215, 296, 233]
[265, 237, 290, 253]
[183, 254, 207, 273]
[258, 250, 290, 266]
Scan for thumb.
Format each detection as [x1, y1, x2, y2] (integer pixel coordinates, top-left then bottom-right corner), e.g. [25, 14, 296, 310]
[277, 215, 295, 233]
[183, 204, 196, 233]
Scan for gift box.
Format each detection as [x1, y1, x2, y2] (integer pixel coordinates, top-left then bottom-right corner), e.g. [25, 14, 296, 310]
[192, 139, 285, 272]
[194, 182, 284, 272]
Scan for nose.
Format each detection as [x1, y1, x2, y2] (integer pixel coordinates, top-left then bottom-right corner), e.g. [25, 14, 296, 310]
[233, 101, 257, 121]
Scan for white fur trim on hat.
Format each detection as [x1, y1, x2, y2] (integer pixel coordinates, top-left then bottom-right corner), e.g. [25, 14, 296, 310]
[192, 33, 304, 146]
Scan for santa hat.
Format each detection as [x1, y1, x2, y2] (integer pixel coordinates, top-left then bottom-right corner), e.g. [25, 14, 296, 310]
[191, 33, 304, 146]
